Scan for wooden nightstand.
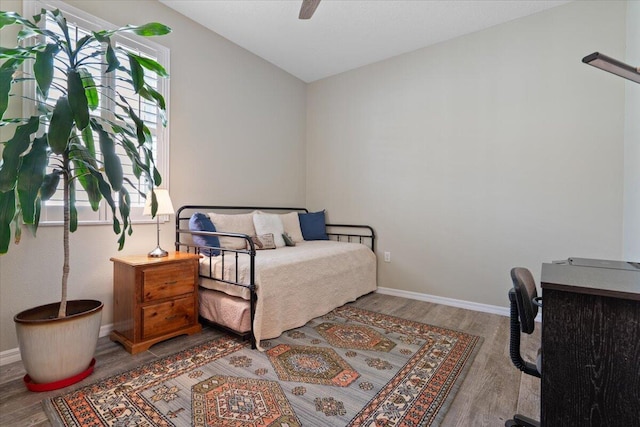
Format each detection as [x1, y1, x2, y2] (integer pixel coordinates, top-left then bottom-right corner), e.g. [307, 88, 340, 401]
[110, 252, 202, 354]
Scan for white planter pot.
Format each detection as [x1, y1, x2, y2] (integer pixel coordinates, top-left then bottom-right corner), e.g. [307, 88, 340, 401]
[14, 300, 103, 385]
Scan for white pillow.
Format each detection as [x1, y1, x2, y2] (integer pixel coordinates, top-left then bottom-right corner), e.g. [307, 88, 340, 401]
[208, 212, 256, 250]
[279, 212, 304, 243]
[253, 213, 285, 248]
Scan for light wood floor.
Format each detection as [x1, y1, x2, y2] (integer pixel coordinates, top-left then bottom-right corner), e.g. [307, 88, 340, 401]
[0, 293, 540, 426]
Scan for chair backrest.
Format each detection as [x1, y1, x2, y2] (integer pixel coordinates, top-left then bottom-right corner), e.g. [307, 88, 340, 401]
[510, 267, 539, 334]
[508, 267, 541, 378]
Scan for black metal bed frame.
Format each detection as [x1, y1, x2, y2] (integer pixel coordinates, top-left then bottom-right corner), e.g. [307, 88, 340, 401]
[175, 205, 376, 348]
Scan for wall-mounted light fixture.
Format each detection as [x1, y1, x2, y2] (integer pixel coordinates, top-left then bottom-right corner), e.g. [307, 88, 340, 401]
[582, 52, 640, 84]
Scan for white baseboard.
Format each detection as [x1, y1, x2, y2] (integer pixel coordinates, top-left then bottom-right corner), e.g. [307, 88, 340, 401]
[376, 286, 512, 317]
[0, 347, 21, 367]
[0, 323, 113, 367]
[375, 286, 542, 323]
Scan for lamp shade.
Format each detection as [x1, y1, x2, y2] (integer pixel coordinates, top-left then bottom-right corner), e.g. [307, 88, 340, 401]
[143, 189, 175, 216]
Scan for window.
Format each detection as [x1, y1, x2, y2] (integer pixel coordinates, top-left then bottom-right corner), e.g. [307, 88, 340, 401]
[23, 0, 170, 224]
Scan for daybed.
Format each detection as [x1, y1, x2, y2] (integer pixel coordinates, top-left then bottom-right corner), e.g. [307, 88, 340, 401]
[175, 206, 377, 349]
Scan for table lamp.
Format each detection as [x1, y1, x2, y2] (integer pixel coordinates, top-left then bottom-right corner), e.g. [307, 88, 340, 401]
[143, 189, 175, 257]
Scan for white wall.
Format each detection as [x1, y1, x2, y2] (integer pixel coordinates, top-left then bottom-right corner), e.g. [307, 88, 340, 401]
[624, 0, 640, 260]
[1, 0, 634, 355]
[0, 0, 307, 352]
[306, 0, 628, 307]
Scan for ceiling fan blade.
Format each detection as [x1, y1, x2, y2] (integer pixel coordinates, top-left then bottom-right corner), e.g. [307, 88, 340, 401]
[299, 0, 321, 20]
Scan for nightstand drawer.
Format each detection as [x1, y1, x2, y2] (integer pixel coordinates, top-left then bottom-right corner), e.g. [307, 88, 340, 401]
[141, 296, 195, 339]
[142, 263, 195, 302]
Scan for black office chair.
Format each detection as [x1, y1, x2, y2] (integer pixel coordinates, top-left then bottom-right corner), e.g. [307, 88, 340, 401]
[506, 267, 541, 427]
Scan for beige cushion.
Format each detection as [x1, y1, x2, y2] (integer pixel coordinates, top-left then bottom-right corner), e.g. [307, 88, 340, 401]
[253, 213, 285, 248]
[279, 212, 304, 243]
[208, 212, 256, 250]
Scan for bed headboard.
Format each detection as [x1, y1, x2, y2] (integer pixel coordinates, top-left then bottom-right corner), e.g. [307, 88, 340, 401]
[175, 205, 375, 251]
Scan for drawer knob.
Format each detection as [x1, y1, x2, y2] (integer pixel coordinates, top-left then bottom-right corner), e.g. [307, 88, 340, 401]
[165, 314, 178, 321]
[165, 280, 178, 285]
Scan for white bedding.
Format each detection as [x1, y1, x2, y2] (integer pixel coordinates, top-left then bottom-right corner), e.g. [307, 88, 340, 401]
[198, 240, 377, 348]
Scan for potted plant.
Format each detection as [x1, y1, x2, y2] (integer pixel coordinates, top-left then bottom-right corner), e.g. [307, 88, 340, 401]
[0, 8, 170, 390]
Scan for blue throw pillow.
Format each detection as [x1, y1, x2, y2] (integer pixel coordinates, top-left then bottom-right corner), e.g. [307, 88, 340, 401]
[299, 210, 329, 240]
[189, 213, 220, 256]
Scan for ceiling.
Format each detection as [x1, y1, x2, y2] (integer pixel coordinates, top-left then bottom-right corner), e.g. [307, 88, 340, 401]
[159, 0, 572, 83]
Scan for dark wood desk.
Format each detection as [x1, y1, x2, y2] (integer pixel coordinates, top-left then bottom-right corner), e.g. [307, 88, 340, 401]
[540, 259, 640, 426]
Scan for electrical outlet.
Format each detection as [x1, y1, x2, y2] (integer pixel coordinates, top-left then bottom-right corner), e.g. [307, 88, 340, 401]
[384, 251, 391, 262]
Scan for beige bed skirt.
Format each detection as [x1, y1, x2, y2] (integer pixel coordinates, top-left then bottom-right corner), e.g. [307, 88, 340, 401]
[198, 288, 251, 333]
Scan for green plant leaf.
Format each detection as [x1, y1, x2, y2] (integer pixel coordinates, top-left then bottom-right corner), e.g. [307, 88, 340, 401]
[67, 71, 89, 130]
[88, 169, 120, 235]
[21, 198, 42, 238]
[0, 189, 16, 254]
[138, 86, 167, 125]
[0, 12, 18, 28]
[95, 22, 171, 39]
[17, 136, 47, 224]
[17, 27, 40, 42]
[153, 166, 162, 187]
[119, 187, 130, 231]
[113, 216, 121, 235]
[0, 116, 40, 192]
[50, 9, 70, 50]
[127, 52, 168, 77]
[34, 9, 45, 23]
[109, 119, 136, 139]
[10, 9, 59, 40]
[74, 34, 93, 53]
[0, 66, 16, 119]
[123, 177, 146, 198]
[97, 127, 123, 191]
[48, 97, 73, 154]
[126, 22, 171, 37]
[116, 98, 140, 143]
[127, 54, 144, 94]
[146, 85, 166, 110]
[103, 151, 123, 192]
[117, 231, 125, 250]
[33, 200, 41, 235]
[0, 11, 41, 30]
[149, 190, 158, 217]
[121, 137, 144, 179]
[0, 57, 22, 71]
[105, 42, 119, 72]
[40, 172, 60, 201]
[69, 143, 101, 211]
[34, 43, 58, 98]
[138, 145, 159, 187]
[74, 49, 103, 68]
[81, 124, 96, 157]
[117, 95, 151, 144]
[78, 68, 98, 110]
[0, 46, 35, 59]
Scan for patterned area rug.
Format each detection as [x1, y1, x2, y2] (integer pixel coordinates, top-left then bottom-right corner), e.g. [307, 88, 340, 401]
[43, 306, 481, 426]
